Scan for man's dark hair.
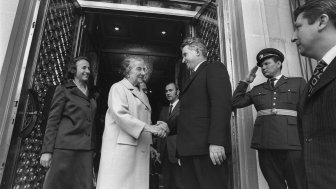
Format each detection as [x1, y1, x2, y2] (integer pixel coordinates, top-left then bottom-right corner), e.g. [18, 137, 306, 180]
[166, 82, 179, 91]
[294, 0, 336, 27]
[180, 37, 208, 58]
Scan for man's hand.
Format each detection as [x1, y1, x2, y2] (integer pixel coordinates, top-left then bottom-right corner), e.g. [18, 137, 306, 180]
[40, 153, 52, 168]
[209, 145, 226, 165]
[157, 121, 170, 135]
[244, 66, 258, 83]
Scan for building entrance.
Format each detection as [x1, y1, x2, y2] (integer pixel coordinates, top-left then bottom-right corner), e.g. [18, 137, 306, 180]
[0, 0, 226, 188]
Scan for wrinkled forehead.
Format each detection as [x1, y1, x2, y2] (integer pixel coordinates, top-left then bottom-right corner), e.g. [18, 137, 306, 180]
[129, 59, 145, 68]
[182, 45, 197, 53]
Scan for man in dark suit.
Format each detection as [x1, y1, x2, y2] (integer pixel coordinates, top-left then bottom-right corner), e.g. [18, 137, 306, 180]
[177, 37, 232, 189]
[232, 48, 306, 189]
[292, 0, 336, 188]
[157, 82, 183, 189]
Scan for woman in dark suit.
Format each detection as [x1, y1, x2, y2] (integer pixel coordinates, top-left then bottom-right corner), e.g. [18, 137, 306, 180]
[40, 56, 97, 189]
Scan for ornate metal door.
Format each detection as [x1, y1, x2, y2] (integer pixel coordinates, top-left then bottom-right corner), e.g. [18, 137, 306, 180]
[0, 0, 81, 188]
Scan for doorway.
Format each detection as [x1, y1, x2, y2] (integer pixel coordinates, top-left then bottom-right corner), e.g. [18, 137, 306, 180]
[79, 10, 189, 188]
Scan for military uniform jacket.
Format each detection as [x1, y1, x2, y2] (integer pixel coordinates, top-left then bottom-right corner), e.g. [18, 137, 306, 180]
[232, 76, 306, 150]
[41, 81, 97, 153]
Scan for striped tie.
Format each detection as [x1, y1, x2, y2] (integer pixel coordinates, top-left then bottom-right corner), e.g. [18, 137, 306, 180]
[308, 60, 328, 96]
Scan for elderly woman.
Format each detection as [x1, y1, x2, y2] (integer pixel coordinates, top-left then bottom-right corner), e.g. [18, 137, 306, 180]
[40, 56, 97, 189]
[96, 56, 168, 189]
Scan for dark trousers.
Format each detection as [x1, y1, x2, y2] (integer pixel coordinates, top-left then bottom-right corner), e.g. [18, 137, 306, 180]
[258, 149, 305, 189]
[180, 155, 229, 189]
[43, 149, 93, 189]
[161, 157, 183, 189]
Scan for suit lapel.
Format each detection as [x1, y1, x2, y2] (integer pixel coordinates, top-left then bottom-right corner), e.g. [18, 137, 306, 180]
[181, 61, 209, 94]
[121, 78, 151, 111]
[309, 58, 336, 98]
[298, 83, 310, 116]
[167, 101, 180, 120]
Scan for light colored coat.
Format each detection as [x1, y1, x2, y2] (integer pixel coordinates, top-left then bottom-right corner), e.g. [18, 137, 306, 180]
[96, 78, 152, 189]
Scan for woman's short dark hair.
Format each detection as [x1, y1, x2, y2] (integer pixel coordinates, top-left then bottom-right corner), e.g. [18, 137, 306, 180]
[119, 56, 145, 77]
[66, 56, 91, 79]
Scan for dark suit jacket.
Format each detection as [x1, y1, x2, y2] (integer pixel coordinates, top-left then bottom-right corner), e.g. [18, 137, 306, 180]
[232, 76, 306, 150]
[298, 57, 336, 189]
[41, 81, 97, 153]
[177, 61, 232, 156]
[157, 102, 180, 163]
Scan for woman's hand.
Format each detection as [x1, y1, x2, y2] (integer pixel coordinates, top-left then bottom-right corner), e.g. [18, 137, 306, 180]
[40, 153, 52, 168]
[156, 121, 169, 135]
[144, 124, 168, 138]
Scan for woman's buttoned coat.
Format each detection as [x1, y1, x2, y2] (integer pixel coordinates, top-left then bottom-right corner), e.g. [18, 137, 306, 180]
[41, 81, 97, 189]
[41, 81, 97, 153]
[96, 78, 152, 189]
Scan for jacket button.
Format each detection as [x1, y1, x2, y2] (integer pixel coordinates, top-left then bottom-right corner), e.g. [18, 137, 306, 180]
[305, 138, 312, 143]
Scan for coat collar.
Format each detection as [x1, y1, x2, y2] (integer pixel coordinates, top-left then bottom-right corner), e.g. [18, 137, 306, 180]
[181, 61, 209, 94]
[120, 78, 151, 110]
[262, 75, 288, 90]
[308, 57, 336, 98]
[65, 80, 90, 101]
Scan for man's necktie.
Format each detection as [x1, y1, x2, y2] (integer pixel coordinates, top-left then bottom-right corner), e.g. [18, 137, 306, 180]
[308, 60, 328, 96]
[168, 104, 173, 116]
[269, 78, 276, 89]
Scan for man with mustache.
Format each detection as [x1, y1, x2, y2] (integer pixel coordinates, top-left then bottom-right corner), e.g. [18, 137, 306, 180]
[232, 48, 306, 189]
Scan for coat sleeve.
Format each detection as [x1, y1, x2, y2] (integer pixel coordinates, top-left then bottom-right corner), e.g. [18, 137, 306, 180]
[108, 84, 146, 139]
[232, 81, 253, 108]
[206, 62, 232, 147]
[41, 85, 66, 153]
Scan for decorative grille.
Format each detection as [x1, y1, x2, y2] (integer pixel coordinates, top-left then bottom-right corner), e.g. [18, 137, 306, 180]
[194, 3, 220, 63]
[12, 0, 78, 188]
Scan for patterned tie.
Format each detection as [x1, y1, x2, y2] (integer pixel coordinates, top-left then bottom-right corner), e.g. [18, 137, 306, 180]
[168, 104, 173, 116]
[308, 60, 328, 96]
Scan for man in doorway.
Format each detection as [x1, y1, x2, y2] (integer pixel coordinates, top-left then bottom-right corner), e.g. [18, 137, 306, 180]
[232, 48, 306, 189]
[157, 82, 183, 189]
[292, 0, 336, 188]
[177, 37, 232, 189]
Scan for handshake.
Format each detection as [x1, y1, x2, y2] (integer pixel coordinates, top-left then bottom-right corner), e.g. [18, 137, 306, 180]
[144, 121, 169, 138]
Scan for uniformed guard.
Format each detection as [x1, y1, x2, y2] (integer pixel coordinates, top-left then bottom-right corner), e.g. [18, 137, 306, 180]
[232, 48, 306, 189]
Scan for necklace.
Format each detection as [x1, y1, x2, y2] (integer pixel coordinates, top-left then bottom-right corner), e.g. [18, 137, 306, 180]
[73, 79, 88, 96]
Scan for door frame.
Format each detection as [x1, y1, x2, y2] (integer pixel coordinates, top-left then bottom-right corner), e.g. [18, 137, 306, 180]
[218, 0, 260, 189]
[0, 0, 42, 183]
[0, 0, 259, 188]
